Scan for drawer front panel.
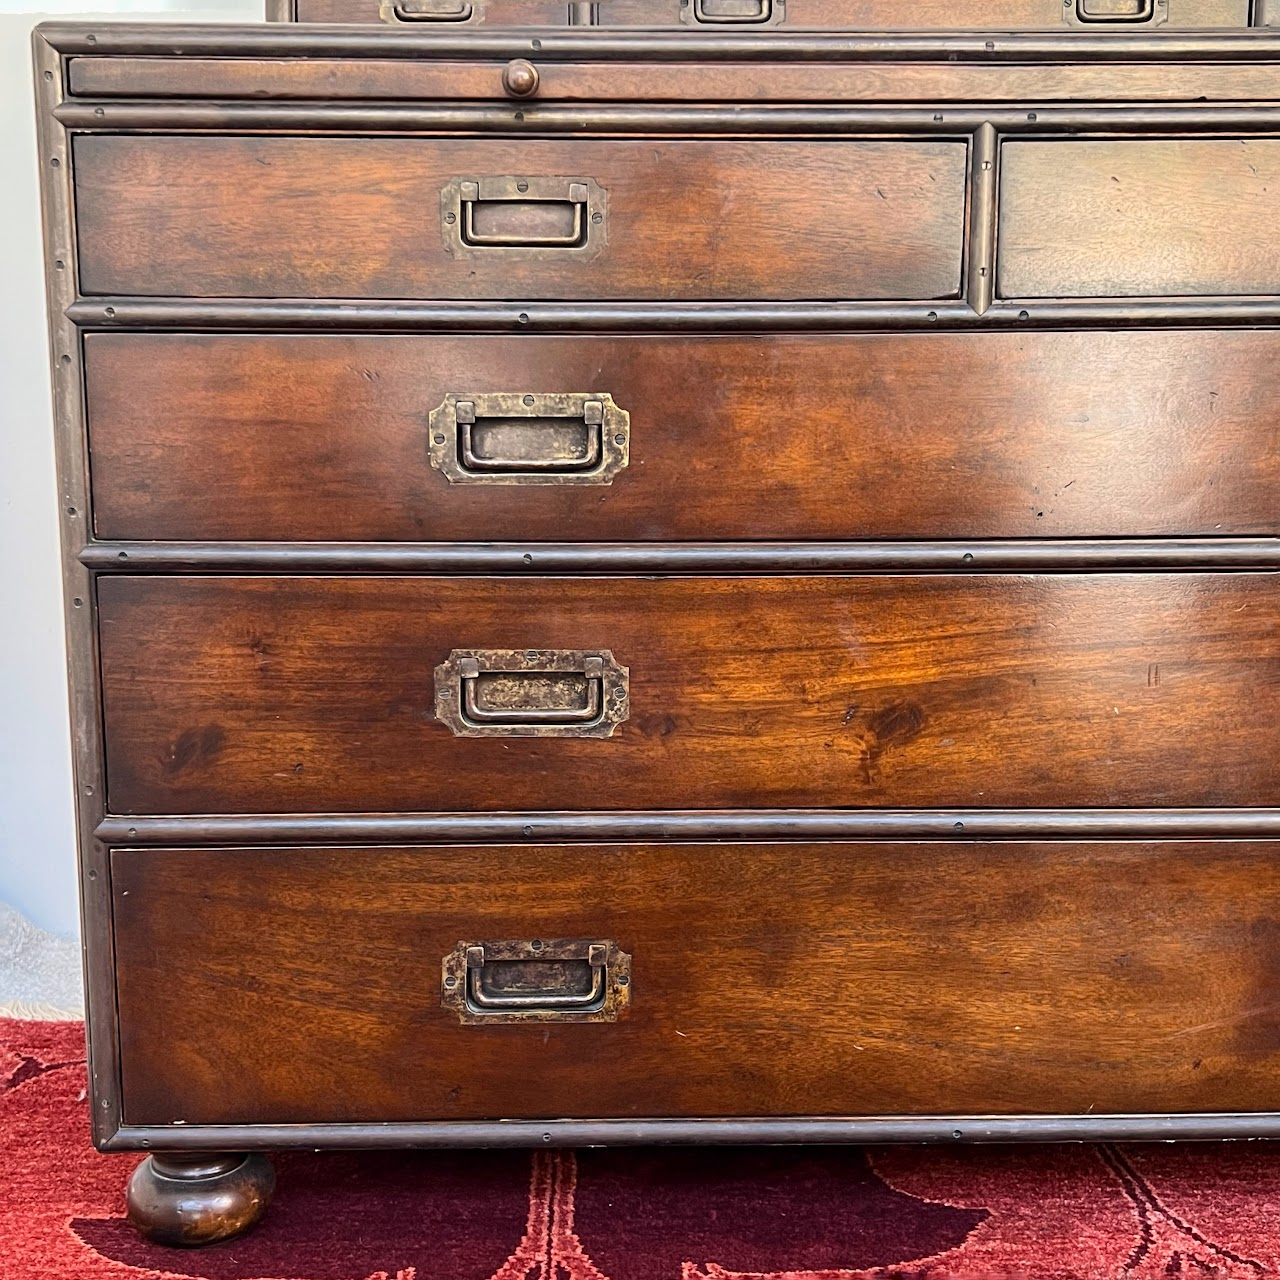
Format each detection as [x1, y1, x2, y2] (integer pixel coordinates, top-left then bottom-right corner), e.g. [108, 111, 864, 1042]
[295, 0, 569, 21]
[73, 136, 967, 302]
[1000, 139, 1280, 299]
[114, 840, 1280, 1124]
[60, 58, 1280, 104]
[288, 0, 1256, 26]
[85, 330, 1280, 542]
[98, 574, 1280, 814]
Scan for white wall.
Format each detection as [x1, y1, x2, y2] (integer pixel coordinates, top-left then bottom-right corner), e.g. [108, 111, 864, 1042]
[0, 0, 261, 938]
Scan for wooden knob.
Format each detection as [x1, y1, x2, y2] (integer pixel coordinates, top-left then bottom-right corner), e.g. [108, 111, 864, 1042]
[502, 59, 540, 98]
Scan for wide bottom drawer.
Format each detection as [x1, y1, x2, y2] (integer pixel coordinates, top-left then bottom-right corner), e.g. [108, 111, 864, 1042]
[113, 841, 1280, 1127]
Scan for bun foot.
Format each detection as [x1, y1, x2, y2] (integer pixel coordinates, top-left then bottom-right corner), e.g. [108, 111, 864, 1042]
[126, 1152, 275, 1247]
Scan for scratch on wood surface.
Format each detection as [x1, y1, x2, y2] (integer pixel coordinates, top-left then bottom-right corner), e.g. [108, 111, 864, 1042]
[1162, 1003, 1280, 1040]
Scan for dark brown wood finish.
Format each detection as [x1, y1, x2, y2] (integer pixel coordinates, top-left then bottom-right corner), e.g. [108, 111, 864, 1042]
[282, 0, 1255, 26]
[126, 1155, 275, 1247]
[34, 19, 1280, 1198]
[98, 574, 1280, 815]
[65, 57, 1280, 100]
[41, 23, 1280, 59]
[999, 139, 1280, 299]
[295, 0, 567, 21]
[113, 840, 1280, 1124]
[31, 30, 123, 1149]
[85, 330, 1280, 542]
[73, 136, 967, 302]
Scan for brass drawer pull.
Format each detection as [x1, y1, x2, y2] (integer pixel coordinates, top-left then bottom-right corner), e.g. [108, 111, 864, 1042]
[442, 939, 632, 1024]
[434, 648, 629, 738]
[691, 0, 774, 21]
[380, 0, 473, 19]
[428, 392, 629, 486]
[441, 177, 606, 258]
[1071, 0, 1159, 21]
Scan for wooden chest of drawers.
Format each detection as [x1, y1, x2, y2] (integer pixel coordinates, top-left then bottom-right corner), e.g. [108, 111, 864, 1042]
[35, 18, 1280, 1246]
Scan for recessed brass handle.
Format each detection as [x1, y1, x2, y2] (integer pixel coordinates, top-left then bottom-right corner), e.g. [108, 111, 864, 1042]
[380, 0, 473, 20]
[468, 943, 606, 1009]
[435, 649, 629, 739]
[460, 655, 603, 725]
[428, 393, 629, 486]
[442, 177, 606, 258]
[462, 179, 584, 247]
[1071, 0, 1159, 21]
[689, 0, 776, 22]
[442, 939, 632, 1025]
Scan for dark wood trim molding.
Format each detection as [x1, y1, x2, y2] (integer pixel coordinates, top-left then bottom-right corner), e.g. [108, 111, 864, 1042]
[63, 297, 1280, 332]
[37, 23, 1280, 61]
[79, 539, 1280, 575]
[104, 1111, 1280, 1152]
[53, 101, 1280, 131]
[31, 30, 120, 1147]
[96, 809, 1280, 846]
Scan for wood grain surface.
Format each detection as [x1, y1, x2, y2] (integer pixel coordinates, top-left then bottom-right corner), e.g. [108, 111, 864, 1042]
[98, 574, 1280, 815]
[85, 330, 1280, 541]
[73, 136, 967, 301]
[1000, 139, 1280, 298]
[112, 840, 1280, 1124]
[65, 57, 1280, 102]
[288, 0, 1251, 26]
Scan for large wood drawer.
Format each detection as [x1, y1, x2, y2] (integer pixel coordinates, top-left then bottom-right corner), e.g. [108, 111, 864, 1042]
[72, 136, 968, 302]
[98, 573, 1280, 815]
[113, 840, 1280, 1124]
[85, 329, 1280, 542]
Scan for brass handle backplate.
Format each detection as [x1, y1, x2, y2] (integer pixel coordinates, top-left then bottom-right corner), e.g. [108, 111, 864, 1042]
[442, 939, 632, 1024]
[441, 177, 605, 258]
[428, 392, 629, 486]
[434, 649, 629, 738]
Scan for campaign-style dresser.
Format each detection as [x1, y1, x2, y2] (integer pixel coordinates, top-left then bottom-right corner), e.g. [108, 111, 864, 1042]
[35, 13, 1280, 1247]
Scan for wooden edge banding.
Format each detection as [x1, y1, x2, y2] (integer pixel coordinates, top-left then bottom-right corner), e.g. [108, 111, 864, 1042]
[64, 297, 1280, 332]
[31, 32, 120, 1148]
[52, 101, 1280, 131]
[96, 810, 1280, 846]
[79, 539, 1280, 574]
[34, 22, 1280, 60]
[104, 1111, 1280, 1151]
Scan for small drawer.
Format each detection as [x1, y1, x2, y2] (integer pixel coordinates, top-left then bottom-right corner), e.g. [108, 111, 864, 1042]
[85, 330, 1280, 542]
[999, 138, 1280, 299]
[112, 839, 1280, 1124]
[293, 0, 568, 19]
[97, 573, 1280, 816]
[72, 136, 968, 302]
[283, 0, 1256, 27]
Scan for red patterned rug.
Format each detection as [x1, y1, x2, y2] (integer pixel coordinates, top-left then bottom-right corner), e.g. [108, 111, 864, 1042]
[4, 1016, 1280, 1280]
